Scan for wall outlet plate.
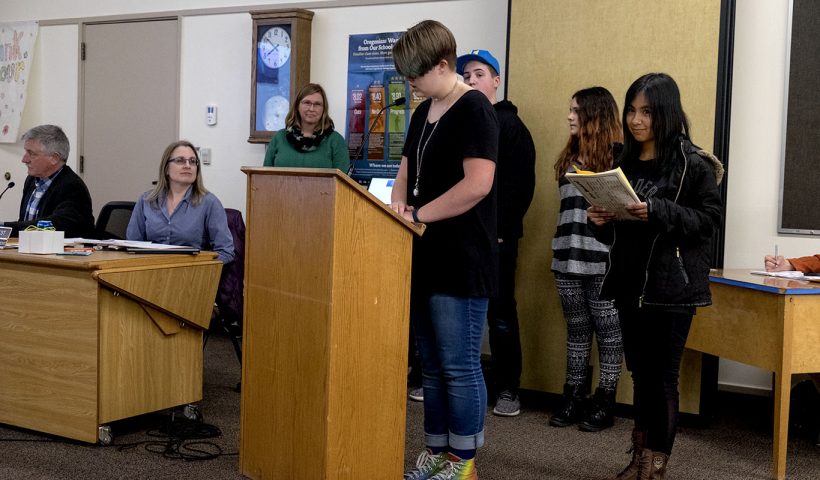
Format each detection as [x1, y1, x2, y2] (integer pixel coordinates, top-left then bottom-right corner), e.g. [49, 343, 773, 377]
[198, 147, 212, 165]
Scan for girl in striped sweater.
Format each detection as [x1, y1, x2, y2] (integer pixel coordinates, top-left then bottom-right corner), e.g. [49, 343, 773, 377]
[550, 87, 624, 432]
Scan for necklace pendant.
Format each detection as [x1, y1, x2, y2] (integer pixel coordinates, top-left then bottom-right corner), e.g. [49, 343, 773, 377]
[413, 187, 420, 197]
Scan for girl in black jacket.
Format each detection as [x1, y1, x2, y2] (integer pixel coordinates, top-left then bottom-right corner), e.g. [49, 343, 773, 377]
[588, 73, 723, 480]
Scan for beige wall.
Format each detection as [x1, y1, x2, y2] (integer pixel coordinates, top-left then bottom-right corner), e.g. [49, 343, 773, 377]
[508, 0, 721, 399]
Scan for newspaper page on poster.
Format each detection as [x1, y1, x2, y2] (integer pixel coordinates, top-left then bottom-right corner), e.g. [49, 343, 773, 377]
[0, 21, 38, 143]
[565, 167, 641, 220]
[345, 32, 416, 185]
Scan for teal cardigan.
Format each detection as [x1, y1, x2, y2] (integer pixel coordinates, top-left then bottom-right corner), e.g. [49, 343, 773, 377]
[263, 129, 351, 172]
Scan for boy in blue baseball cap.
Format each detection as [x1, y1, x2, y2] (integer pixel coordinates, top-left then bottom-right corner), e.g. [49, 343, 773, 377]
[456, 49, 536, 418]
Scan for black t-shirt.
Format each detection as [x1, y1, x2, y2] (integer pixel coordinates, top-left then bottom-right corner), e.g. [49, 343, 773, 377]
[402, 90, 499, 297]
[614, 158, 665, 305]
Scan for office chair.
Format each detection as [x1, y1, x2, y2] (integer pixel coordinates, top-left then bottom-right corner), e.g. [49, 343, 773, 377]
[95, 201, 136, 240]
[209, 208, 245, 391]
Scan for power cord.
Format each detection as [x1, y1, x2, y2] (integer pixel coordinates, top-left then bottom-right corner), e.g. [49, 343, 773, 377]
[0, 410, 238, 460]
[114, 412, 238, 460]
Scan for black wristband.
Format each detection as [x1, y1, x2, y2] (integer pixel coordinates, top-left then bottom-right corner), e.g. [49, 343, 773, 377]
[412, 209, 420, 223]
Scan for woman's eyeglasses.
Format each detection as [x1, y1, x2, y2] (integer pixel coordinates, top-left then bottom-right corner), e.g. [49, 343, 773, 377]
[300, 100, 324, 110]
[168, 157, 199, 166]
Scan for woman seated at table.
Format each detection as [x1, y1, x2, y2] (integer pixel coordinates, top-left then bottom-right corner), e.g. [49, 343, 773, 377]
[263, 83, 350, 172]
[127, 140, 234, 264]
[764, 253, 820, 273]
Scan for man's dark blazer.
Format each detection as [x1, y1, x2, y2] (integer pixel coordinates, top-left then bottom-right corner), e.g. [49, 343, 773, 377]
[5, 165, 96, 238]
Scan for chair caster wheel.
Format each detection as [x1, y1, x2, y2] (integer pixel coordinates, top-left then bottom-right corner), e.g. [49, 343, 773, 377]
[98, 425, 113, 445]
[183, 404, 203, 422]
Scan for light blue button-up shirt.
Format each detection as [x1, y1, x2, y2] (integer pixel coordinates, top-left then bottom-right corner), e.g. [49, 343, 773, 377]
[126, 187, 235, 264]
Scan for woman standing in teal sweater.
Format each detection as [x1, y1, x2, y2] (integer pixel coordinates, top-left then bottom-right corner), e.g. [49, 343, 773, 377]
[263, 83, 350, 172]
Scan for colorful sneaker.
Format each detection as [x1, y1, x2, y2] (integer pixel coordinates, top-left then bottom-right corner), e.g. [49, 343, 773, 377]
[429, 453, 478, 480]
[404, 449, 447, 480]
[492, 390, 521, 417]
[408, 386, 424, 402]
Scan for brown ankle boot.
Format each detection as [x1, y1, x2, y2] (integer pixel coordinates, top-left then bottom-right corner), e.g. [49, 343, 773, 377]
[640, 450, 668, 480]
[608, 429, 647, 480]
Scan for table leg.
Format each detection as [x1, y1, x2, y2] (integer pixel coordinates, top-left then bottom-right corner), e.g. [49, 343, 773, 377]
[772, 370, 790, 480]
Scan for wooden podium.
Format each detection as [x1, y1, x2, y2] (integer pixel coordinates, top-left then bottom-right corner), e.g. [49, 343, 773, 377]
[239, 168, 424, 479]
[0, 250, 222, 443]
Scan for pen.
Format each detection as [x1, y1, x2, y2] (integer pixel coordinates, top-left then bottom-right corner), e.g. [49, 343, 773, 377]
[774, 244, 778, 267]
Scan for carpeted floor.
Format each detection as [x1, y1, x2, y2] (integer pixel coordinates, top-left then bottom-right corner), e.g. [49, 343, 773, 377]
[1, 334, 819, 479]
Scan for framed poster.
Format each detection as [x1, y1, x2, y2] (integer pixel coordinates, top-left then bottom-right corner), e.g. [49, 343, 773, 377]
[249, 9, 313, 144]
[345, 32, 414, 184]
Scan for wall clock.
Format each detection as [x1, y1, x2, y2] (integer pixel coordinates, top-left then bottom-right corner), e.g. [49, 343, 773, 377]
[249, 9, 313, 144]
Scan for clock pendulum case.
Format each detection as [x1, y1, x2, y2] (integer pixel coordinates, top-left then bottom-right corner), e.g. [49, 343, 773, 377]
[249, 9, 314, 144]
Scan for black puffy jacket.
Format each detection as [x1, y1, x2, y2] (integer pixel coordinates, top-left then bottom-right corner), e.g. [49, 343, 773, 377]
[596, 137, 724, 308]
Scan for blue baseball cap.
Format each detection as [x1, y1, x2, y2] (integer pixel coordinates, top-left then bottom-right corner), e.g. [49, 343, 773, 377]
[456, 49, 500, 76]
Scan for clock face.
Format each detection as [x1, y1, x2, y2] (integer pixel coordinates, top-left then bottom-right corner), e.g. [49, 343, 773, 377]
[264, 95, 290, 131]
[259, 26, 292, 69]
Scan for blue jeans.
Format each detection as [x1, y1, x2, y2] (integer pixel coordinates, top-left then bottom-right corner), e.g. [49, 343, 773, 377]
[412, 293, 488, 450]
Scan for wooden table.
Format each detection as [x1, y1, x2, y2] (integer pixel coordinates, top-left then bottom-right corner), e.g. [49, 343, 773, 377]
[686, 269, 820, 480]
[0, 249, 222, 443]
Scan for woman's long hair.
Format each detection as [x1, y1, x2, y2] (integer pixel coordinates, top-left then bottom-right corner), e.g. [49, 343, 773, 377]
[285, 83, 334, 134]
[554, 86, 622, 180]
[621, 73, 690, 172]
[147, 140, 209, 208]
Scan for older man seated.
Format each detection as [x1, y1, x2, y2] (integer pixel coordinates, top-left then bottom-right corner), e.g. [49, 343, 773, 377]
[2, 124, 95, 238]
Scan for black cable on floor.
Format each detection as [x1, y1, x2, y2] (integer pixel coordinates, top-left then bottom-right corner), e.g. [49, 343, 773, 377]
[114, 414, 233, 461]
[0, 438, 58, 443]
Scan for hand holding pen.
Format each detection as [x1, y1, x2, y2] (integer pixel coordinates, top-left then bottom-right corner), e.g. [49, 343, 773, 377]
[764, 245, 793, 272]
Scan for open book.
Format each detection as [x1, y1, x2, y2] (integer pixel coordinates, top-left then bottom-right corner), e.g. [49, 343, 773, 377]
[565, 167, 641, 220]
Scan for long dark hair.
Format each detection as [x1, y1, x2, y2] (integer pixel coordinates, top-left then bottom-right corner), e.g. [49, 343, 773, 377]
[554, 87, 622, 180]
[621, 73, 690, 172]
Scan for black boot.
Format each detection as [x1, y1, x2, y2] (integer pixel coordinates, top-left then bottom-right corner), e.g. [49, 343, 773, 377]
[549, 383, 587, 427]
[579, 387, 616, 432]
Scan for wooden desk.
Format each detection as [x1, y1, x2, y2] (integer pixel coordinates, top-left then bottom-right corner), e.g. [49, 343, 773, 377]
[0, 249, 222, 443]
[686, 269, 820, 480]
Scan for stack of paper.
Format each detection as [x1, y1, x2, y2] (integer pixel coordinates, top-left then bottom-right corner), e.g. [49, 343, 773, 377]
[750, 270, 805, 279]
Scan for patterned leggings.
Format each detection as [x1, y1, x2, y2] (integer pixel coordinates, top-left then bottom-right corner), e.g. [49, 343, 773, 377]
[555, 274, 623, 390]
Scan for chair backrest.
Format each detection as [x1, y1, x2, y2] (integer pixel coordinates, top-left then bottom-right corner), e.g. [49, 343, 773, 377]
[95, 201, 136, 240]
[216, 208, 246, 324]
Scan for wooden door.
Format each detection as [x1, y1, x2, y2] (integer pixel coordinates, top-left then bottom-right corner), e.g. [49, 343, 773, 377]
[80, 19, 179, 217]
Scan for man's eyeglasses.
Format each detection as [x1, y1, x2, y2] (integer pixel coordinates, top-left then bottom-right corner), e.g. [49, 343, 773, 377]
[300, 100, 324, 109]
[25, 150, 54, 158]
[168, 157, 199, 166]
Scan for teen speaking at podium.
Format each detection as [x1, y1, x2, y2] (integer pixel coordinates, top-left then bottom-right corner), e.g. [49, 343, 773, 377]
[389, 19, 498, 480]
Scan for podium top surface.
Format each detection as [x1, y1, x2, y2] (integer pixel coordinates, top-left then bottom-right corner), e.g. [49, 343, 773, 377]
[242, 167, 425, 236]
